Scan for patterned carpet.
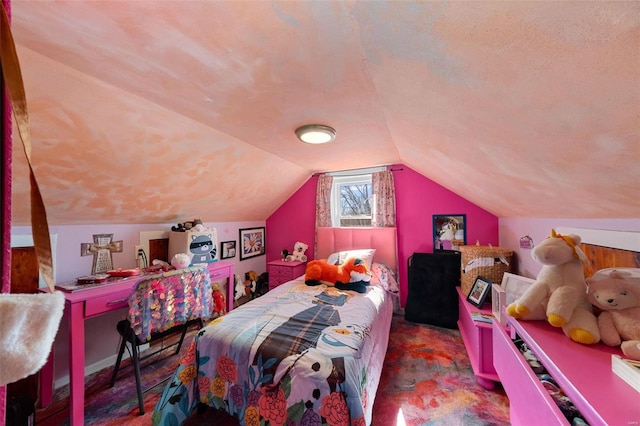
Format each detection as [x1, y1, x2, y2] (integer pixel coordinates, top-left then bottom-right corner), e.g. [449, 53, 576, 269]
[36, 313, 510, 426]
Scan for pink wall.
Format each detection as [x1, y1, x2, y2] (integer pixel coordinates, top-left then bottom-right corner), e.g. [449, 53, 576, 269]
[266, 164, 499, 307]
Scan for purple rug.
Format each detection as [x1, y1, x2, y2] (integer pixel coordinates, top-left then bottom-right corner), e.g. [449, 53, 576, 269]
[36, 314, 510, 425]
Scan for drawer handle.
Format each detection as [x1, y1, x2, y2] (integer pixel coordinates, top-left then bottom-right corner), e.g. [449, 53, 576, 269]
[107, 298, 128, 306]
[210, 272, 223, 279]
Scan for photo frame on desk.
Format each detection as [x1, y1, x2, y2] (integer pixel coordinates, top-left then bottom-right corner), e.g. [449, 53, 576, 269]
[239, 227, 266, 260]
[492, 283, 507, 326]
[467, 276, 492, 308]
[501, 272, 536, 306]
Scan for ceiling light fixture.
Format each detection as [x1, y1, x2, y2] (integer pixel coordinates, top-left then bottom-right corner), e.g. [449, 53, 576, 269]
[295, 124, 336, 144]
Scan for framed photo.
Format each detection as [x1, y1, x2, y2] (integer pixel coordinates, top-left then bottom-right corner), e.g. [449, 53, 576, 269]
[433, 214, 466, 250]
[466, 276, 492, 308]
[221, 241, 236, 259]
[501, 272, 536, 306]
[239, 227, 266, 261]
[492, 283, 507, 326]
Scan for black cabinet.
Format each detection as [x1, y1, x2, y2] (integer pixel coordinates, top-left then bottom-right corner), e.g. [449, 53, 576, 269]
[404, 251, 461, 329]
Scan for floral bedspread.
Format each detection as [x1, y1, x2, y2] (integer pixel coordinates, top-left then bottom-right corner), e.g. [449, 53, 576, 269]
[152, 275, 393, 426]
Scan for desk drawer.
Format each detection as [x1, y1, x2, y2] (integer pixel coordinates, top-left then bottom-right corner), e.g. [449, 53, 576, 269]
[208, 265, 231, 282]
[85, 291, 130, 317]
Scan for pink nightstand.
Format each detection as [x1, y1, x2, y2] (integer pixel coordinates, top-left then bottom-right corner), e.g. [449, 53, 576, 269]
[267, 260, 306, 290]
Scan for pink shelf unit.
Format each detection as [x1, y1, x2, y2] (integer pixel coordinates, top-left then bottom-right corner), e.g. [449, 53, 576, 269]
[456, 287, 500, 389]
[493, 315, 640, 426]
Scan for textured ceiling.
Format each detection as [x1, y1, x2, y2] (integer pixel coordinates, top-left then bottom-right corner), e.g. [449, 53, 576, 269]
[7, 1, 640, 226]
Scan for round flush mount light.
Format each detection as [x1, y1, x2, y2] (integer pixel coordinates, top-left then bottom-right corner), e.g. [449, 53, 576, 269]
[295, 124, 336, 144]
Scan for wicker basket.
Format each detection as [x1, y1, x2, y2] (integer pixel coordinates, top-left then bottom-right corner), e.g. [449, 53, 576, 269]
[459, 244, 513, 296]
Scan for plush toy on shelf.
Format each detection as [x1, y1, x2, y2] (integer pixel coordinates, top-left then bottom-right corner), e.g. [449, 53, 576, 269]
[506, 229, 600, 345]
[212, 283, 226, 317]
[286, 241, 308, 262]
[587, 268, 640, 360]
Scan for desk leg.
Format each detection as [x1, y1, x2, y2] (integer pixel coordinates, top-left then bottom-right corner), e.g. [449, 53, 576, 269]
[68, 302, 85, 425]
[226, 266, 234, 313]
[39, 350, 54, 407]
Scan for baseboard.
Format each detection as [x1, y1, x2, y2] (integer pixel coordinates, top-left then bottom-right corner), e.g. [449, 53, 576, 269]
[54, 343, 149, 390]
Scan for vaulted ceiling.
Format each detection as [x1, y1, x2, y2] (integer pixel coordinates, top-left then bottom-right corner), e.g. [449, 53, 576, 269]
[7, 1, 640, 226]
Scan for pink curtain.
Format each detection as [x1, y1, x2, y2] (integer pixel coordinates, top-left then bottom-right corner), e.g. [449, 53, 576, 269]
[314, 175, 333, 257]
[372, 170, 396, 227]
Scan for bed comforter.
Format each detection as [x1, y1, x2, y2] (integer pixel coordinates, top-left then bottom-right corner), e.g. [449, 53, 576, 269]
[152, 275, 393, 426]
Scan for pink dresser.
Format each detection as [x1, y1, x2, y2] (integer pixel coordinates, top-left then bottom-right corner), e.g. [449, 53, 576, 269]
[267, 260, 306, 290]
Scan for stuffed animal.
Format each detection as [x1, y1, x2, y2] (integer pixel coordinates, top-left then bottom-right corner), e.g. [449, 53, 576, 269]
[212, 283, 226, 317]
[233, 274, 244, 301]
[305, 257, 372, 293]
[587, 268, 640, 360]
[286, 241, 308, 262]
[170, 253, 191, 269]
[244, 270, 258, 298]
[505, 229, 600, 345]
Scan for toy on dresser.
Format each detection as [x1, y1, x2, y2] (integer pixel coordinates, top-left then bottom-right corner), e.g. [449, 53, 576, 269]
[506, 229, 600, 345]
[285, 241, 308, 262]
[587, 268, 640, 360]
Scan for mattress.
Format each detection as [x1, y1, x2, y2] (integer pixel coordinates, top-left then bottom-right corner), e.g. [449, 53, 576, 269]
[152, 272, 394, 425]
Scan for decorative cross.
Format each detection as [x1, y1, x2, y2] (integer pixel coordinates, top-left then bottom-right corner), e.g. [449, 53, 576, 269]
[81, 233, 123, 274]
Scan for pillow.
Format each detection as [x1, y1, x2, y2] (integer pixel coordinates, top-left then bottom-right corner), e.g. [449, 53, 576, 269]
[371, 262, 399, 292]
[327, 249, 376, 270]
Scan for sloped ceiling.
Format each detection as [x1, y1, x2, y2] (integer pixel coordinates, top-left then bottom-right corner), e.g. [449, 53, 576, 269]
[7, 1, 640, 226]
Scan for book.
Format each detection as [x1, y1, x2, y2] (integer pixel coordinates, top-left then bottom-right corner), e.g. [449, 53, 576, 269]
[612, 354, 640, 393]
[470, 311, 493, 324]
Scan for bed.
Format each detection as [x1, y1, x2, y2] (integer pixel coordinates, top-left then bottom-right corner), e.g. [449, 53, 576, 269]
[152, 227, 399, 426]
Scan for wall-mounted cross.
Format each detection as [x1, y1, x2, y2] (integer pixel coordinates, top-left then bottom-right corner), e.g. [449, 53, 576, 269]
[81, 233, 123, 274]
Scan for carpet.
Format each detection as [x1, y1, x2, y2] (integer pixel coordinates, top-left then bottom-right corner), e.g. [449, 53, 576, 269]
[36, 314, 510, 425]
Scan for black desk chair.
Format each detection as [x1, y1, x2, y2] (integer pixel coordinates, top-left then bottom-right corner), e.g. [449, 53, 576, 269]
[109, 266, 213, 415]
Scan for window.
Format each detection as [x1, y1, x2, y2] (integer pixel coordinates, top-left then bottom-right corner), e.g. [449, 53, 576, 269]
[331, 174, 373, 227]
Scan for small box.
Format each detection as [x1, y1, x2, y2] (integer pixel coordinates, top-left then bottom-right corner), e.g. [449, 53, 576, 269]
[169, 227, 219, 266]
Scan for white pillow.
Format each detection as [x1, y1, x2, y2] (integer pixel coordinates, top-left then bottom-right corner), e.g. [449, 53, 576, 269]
[326, 249, 376, 270]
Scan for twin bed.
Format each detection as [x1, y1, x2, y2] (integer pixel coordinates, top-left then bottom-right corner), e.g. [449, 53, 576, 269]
[152, 227, 399, 426]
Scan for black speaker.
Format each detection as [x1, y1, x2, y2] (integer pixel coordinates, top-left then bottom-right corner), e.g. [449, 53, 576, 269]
[404, 251, 461, 329]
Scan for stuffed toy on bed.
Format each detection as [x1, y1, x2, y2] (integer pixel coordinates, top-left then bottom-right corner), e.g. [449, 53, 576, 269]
[305, 257, 372, 293]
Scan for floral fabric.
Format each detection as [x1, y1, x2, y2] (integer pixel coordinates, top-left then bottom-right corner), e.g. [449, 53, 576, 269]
[152, 276, 394, 426]
[371, 171, 396, 227]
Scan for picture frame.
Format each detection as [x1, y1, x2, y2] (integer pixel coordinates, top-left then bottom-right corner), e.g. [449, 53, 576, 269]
[433, 214, 466, 250]
[239, 227, 266, 261]
[500, 272, 536, 306]
[221, 240, 236, 259]
[466, 276, 492, 308]
[492, 283, 507, 326]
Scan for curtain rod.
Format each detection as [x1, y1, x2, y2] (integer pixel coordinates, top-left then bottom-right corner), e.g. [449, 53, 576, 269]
[311, 166, 403, 177]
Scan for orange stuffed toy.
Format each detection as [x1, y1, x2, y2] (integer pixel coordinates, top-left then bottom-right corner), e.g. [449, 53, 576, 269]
[304, 257, 372, 293]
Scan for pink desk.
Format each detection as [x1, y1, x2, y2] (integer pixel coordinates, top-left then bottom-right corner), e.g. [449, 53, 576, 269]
[39, 261, 234, 425]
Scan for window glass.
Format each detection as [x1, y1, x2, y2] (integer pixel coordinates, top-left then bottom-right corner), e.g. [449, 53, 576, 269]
[331, 174, 372, 227]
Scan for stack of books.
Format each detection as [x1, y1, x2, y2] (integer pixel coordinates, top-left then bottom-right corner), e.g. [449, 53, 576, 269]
[612, 354, 640, 393]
